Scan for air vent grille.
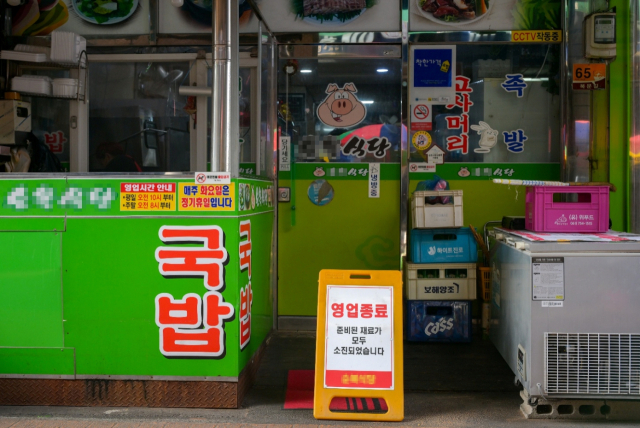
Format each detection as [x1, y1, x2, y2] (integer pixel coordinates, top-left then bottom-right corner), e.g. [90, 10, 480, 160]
[546, 333, 640, 395]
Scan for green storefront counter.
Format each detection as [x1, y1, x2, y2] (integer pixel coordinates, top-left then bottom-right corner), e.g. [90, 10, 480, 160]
[0, 174, 274, 408]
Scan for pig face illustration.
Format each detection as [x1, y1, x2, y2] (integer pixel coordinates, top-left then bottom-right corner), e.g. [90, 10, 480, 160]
[458, 167, 471, 177]
[317, 83, 367, 128]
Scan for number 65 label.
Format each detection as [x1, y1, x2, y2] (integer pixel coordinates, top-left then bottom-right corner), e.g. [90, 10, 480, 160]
[572, 64, 606, 90]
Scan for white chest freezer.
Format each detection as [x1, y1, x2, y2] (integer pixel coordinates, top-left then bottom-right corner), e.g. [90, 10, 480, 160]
[490, 230, 640, 401]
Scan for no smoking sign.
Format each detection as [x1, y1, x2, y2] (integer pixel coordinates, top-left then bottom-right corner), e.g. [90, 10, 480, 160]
[411, 104, 432, 131]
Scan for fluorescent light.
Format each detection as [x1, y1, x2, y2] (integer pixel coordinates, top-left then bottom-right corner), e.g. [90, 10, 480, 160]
[362, 100, 374, 104]
[377, 68, 389, 73]
[300, 69, 312, 73]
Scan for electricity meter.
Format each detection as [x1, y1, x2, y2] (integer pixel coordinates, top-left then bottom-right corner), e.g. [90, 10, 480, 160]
[584, 12, 616, 59]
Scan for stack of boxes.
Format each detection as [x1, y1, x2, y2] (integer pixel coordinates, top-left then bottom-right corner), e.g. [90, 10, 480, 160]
[406, 190, 477, 342]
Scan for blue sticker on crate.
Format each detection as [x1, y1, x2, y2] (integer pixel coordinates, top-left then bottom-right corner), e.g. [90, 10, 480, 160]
[410, 227, 478, 263]
[407, 301, 472, 342]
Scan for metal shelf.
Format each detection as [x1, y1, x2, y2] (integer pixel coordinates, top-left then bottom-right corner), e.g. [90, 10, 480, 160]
[17, 92, 83, 101]
[3, 51, 88, 103]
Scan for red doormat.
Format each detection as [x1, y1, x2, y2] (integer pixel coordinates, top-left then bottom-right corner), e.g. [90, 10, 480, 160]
[283, 370, 388, 413]
[283, 370, 315, 409]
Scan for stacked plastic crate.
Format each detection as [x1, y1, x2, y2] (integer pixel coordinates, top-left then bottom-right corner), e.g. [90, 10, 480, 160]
[406, 190, 477, 342]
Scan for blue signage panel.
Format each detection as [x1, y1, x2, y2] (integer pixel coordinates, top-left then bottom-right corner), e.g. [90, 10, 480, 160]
[413, 48, 453, 88]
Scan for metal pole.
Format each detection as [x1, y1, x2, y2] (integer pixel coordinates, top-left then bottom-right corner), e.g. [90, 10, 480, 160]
[212, 0, 239, 175]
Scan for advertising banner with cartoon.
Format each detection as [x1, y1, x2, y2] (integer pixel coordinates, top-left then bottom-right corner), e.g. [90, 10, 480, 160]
[11, 0, 150, 36]
[258, 0, 401, 32]
[408, 43, 561, 182]
[279, 73, 403, 163]
[409, 0, 561, 31]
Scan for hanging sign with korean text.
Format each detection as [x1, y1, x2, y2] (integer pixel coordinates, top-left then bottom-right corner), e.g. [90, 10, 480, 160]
[279, 136, 291, 172]
[572, 64, 606, 90]
[314, 270, 404, 422]
[324, 286, 393, 389]
[120, 182, 176, 211]
[178, 183, 235, 211]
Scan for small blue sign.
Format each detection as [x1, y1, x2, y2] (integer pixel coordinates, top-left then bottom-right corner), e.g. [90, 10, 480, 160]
[413, 48, 453, 88]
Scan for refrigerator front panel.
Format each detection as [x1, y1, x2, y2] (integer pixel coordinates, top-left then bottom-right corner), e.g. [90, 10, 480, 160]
[492, 235, 640, 399]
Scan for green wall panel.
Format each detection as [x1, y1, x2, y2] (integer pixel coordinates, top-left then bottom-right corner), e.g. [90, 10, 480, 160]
[0, 217, 65, 232]
[278, 177, 400, 316]
[63, 217, 241, 377]
[0, 177, 274, 378]
[609, 0, 629, 231]
[0, 232, 63, 348]
[237, 211, 274, 373]
[0, 348, 74, 375]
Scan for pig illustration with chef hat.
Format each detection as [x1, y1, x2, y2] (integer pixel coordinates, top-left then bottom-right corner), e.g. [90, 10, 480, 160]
[317, 83, 367, 128]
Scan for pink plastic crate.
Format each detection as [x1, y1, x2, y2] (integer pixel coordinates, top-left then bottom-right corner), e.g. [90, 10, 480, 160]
[525, 186, 609, 233]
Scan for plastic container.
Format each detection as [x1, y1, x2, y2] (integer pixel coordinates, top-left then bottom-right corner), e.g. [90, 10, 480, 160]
[525, 186, 609, 233]
[406, 300, 472, 342]
[52, 78, 81, 98]
[1, 50, 48, 62]
[478, 266, 491, 301]
[14, 44, 51, 59]
[405, 262, 477, 300]
[410, 227, 478, 263]
[11, 75, 52, 95]
[412, 190, 463, 229]
[50, 31, 86, 65]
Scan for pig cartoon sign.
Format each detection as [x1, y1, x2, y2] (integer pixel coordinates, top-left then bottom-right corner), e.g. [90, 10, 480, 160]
[317, 83, 367, 128]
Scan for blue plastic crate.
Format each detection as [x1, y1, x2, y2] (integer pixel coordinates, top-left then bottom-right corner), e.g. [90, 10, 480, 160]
[410, 227, 478, 263]
[406, 300, 472, 342]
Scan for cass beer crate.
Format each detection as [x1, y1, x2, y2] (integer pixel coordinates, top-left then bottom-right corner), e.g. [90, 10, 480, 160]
[410, 227, 478, 264]
[405, 262, 477, 300]
[406, 300, 472, 342]
[525, 185, 609, 233]
[411, 190, 463, 229]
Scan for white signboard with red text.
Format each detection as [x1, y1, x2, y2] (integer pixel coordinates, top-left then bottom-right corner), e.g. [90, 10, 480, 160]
[324, 285, 394, 390]
[314, 270, 404, 421]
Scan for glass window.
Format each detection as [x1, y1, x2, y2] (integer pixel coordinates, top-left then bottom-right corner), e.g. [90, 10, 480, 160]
[88, 61, 192, 173]
[409, 44, 561, 164]
[6, 67, 71, 171]
[278, 57, 402, 163]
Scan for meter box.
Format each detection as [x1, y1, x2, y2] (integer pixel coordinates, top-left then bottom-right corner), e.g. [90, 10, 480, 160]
[405, 262, 477, 300]
[0, 100, 31, 145]
[410, 227, 478, 263]
[406, 300, 472, 342]
[585, 12, 616, 59]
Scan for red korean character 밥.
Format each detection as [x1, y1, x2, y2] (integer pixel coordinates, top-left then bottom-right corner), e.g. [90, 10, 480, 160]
[155, 292, 202, 328]
[446, 134, 469, 154]
[375, 304, 388, 318]
[445, 114, 469, 133]
[360, 303, 373, 318]
[204, 291, 234, 328]
[332, 303, 344, 318]
[347, 303, 358, 318]
[156, 226, 228, 290]
[239, 220, 252, 278]
[159, 326, 224, 357]
[240, 282, 253, 349]
[455, 76, 473, 93]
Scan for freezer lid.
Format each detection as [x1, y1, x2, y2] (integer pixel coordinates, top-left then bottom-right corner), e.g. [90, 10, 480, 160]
[494, 229, 640, 253]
